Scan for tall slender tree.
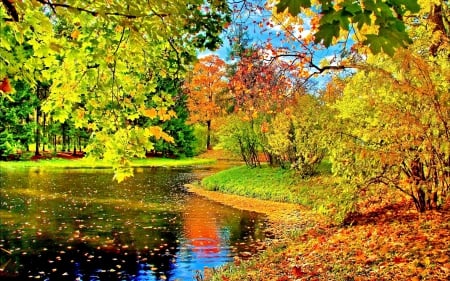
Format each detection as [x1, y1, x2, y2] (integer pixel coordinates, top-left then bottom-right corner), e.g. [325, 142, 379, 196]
[184, 55, 228, 150]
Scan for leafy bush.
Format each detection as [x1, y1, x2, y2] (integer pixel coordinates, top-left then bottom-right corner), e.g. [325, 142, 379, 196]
[218, 115, 264, 167]
[265, 95, 329, 177]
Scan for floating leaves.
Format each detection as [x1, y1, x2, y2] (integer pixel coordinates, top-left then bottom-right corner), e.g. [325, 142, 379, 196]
[0, 167, 268, 280]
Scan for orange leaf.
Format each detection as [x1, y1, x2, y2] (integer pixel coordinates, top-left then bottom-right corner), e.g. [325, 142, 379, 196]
[393, 256, 407, 263]
[0, 77, 12, 93]
[437, 255, 449, 263]
[292, 265, 305, 277]
[71, 29, 80, 39]
[144, 108, 157, 119]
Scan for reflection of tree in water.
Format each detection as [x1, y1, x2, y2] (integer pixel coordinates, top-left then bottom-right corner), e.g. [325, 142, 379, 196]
[182, 195, 267, 258]
[183, 196, 221, 256]
[0, 168, 268, 280]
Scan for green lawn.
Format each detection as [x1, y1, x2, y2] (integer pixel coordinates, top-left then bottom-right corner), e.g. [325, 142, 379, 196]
[201, 164, 354, 222]
[0, 157, 215, 169]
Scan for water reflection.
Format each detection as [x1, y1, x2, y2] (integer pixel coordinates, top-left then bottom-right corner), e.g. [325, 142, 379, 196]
[184, 196, 221, 255]
[0, 167, 266, 280]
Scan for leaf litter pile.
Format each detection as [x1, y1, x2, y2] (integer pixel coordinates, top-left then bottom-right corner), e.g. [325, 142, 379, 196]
[188, 185, 450, 280]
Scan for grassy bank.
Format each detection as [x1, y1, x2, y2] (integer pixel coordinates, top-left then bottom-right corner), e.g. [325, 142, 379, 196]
[195, 163, 449, 281]
[201, 164, 354, 222]
[0, 157, 215, 170]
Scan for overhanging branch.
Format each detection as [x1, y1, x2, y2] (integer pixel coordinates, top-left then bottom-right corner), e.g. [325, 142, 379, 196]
[36, 0, 168, 19]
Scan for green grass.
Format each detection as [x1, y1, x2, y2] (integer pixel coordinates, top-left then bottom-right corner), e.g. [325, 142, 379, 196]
[201, 163, 353, 222]
[0, 157, 215, 170]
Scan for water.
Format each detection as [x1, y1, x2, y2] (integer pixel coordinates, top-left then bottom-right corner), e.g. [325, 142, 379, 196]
[0, 166, 267, 280]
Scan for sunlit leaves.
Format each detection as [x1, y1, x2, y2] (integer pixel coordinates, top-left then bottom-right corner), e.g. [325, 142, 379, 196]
[0, 0, 230, 179]
[274, 0, 421, 54]
[331, 46, 450, 211]
[276, 0, 311, 15]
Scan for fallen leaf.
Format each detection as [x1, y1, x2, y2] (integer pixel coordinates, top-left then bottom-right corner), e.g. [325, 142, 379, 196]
[292, 265, 305, 277]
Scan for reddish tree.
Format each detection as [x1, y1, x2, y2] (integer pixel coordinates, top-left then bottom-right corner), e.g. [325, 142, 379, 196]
[228, 45, 295, 119]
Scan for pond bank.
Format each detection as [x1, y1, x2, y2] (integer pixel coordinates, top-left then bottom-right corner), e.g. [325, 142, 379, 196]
[186, 163, 449, 281]
[185, 183, 330, 252]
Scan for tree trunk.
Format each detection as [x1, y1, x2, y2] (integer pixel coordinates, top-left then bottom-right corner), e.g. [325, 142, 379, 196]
[62, 123, 66, 152]
[53, 135, 57, 154]
[42, 112, 46, 152]
[35, 106, 41, 156]
[206, 120, 212, 150]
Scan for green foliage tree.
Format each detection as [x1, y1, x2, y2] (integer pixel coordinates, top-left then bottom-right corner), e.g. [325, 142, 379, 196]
[1, 0, 230, 180]
[274, 0, 422, 55]
[150, 79, 196, 158]
[266, 94, 328, 177]
[0, 80, 37, 158]
[218, 115, 264, 167]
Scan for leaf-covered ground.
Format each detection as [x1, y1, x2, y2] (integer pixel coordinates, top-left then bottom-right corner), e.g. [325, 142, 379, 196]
[187, 184, 450, 280]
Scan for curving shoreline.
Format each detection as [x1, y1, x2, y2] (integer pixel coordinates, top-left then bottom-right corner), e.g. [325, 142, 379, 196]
[184, 183, 329, 243]
[185, 183, 305, 223]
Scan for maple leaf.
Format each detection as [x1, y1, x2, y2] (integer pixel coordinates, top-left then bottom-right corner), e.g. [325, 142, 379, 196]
[71, 29, 80, 39]
[144, 108, 157, 119]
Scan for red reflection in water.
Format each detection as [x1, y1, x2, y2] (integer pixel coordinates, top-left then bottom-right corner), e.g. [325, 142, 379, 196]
[183, 196, 220, 256]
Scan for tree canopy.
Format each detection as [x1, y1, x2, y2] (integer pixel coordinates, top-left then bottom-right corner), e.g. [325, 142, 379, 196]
[275, 0, 423, 55]
[1, 0, 230, 180]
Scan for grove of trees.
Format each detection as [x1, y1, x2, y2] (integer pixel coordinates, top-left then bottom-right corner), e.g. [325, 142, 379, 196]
[1, 0, 230, 180]
[184, 0, 449, 213]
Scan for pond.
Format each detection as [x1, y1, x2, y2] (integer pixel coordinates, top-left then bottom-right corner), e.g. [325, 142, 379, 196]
[0, 166, 267, 280]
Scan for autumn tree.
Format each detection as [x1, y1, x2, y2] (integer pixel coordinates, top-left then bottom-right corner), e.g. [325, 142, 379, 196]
[229, 45, 295, 118]
[330, 1, 450, 212]
[0, 0, 230, 180]
[223, 44, 298, 166]
[184, 55, 228, 150]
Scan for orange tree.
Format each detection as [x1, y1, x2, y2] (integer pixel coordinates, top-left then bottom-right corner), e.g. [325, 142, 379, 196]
[184, 55, 228, 150]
